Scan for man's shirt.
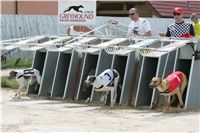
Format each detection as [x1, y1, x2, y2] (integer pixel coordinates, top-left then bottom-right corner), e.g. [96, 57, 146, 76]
[166, 20, 195, 37]
[193, 22, 200, 37]
[127, 18, 151, 36]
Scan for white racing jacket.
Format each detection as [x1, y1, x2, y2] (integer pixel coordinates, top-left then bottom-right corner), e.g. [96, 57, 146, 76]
[94, 69, 115, 89]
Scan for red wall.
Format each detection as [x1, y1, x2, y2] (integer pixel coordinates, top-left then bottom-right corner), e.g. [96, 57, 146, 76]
[1, 1, 58, 15]
[1, 1, 17, 14]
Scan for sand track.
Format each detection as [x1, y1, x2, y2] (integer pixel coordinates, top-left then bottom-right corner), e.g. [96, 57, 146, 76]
[1, 69, 199, 132]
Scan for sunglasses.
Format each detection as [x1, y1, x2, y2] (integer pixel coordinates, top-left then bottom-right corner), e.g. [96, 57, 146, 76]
[173, 13, 181, 16]
[129, 13, 136, 16]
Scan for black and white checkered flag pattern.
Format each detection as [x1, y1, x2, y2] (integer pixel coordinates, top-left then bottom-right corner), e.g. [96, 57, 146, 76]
[168, 21, 192, 37]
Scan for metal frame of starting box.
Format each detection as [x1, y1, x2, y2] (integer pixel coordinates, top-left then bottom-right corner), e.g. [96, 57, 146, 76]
[3, 31, 199, 109]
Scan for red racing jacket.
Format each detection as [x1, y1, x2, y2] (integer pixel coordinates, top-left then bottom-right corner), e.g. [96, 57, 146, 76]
[166, 71, 184, 92]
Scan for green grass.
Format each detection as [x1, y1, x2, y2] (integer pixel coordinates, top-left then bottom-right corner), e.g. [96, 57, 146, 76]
[1, 76, 29, 89]
[1, 76, 19, 89]
[1, 59, 32, 89]
[1, 59, 32, 69]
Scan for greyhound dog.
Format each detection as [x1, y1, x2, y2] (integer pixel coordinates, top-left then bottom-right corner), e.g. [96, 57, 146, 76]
[84, 69, 120, 108]
[8, 68, 41, 98]
[64, 5, 84, 13]
[149, 71, 187, 108]
[82, 69, 96, 103]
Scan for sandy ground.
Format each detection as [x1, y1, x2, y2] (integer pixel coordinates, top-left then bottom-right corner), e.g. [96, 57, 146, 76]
[1, 69, 200, 132]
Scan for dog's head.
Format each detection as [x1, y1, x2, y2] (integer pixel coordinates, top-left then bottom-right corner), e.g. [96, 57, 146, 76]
[149, 77, 162, 89]
[8, 71, 18, 79]
[84, 75, 96, 86]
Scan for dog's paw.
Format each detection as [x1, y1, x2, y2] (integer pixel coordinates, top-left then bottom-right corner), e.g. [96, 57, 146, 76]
[46, 92, 51, 99]
[100, 94, 107, 102]
[163, 106, 171, 112]
[178, 104, 184, 108]
[12, 95, 20, 99]
[151, 102, 159, 110]
[20, 92, 27, 97]
[85, 97, 90, 103]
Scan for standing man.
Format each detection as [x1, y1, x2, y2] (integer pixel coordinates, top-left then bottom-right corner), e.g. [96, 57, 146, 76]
[191, 13, 200, 37]
[160, 7, 195, 37]
[127, 8, 152, 36]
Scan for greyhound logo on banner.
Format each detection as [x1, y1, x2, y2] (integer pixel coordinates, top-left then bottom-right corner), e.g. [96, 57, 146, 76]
[58, 0, 96, 25]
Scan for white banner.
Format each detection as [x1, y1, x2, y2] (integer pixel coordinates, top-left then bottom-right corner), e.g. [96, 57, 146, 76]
[58, 0, 96, 25]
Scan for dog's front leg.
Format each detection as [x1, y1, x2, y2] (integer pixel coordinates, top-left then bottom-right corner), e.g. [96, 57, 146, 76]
[164, 96, 171, 110]
[167, 96, 172, 108]
[113, 87, 117, 104]
[176, 90, 184, 108]
[15, 80, 25, 98]
[169, 95, 176, 105]
[100, 91, 108, 103]
[29, 76, 36, 85]
[113, 77, 119, 104]
[110, 89, 114, 108]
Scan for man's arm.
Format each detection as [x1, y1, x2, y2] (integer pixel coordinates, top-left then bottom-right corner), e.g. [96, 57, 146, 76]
[159, 27, 170, 37]
[143, 20, 152, 36]
[165, 27, 171, 37]
[189, 24, 195, 36]
[144, 31, 152, 36]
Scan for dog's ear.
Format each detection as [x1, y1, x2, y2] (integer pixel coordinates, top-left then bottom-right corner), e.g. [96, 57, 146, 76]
[156, 77, 162, 84]
[85, 75, 95, 85]
[150, 77, 157, 83]
[89, 75, 96, 82]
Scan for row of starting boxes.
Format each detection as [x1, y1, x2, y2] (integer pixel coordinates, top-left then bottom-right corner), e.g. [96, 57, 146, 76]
[1, 35, 197, 57]
[1, 35, 200, 109]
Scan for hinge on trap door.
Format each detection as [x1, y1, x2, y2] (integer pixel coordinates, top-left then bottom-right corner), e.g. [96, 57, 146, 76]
[186, 42, 200, 60]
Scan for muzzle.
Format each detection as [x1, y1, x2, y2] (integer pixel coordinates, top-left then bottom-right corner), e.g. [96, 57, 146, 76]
[149, 81, 156, 89]
[8, 76, 14, 80]
[84, 78, 93, 85]
[83, 80, 93, 92]
[84, 80, 89, 85]
[83, 81, 89, 86]
[149, 84, 155, 89]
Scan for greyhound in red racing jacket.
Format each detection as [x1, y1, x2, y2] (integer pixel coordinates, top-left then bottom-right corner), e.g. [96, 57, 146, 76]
[150, 71, 187, 108]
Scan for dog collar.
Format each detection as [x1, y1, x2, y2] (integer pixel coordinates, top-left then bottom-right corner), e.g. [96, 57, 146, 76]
[160, 89, 170, 94]
[157, 80, 170, 94]
[96, 85, 104, 89]
[17, 74, 24, 79]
